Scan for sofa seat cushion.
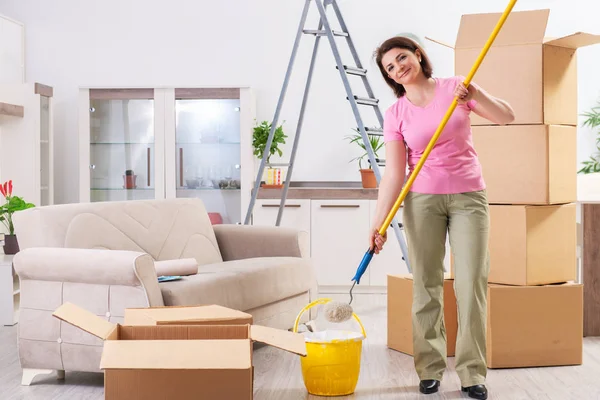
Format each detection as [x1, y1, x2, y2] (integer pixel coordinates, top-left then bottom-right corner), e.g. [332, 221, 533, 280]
[159, 257, 315, 312]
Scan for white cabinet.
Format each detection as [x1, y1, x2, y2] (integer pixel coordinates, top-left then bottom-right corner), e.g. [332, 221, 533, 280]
[0, 255, 19, 325]
[310, 200, 371, 287]
[79, 87, 255, 224]
[0, 82, 54, 208]
[250, 197, 452, 292]
[0, 14, 25, 84]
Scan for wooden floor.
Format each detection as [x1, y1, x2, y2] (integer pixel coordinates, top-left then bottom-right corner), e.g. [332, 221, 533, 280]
[1, 293, 600, 399]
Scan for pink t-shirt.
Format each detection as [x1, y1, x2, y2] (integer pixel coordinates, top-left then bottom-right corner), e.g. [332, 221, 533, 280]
[383, 75, 486, 194]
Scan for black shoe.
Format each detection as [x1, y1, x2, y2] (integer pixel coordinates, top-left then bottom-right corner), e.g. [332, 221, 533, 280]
[461, 384, 488, 400]
[419, 379, 440, 394]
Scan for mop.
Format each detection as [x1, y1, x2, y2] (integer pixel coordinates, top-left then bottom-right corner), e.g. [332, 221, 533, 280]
[325, 0, 518, 324]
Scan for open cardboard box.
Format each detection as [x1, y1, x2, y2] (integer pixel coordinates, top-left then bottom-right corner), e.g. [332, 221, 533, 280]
[53, 302, 307, 400]
[123, 303, 255, 326]
[426, 9, 600, 125]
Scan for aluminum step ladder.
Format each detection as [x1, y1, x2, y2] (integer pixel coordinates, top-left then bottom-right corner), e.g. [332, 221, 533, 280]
[243, 0, 412, 273]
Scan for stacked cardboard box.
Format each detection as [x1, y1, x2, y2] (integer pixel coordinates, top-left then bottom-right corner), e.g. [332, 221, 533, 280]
[439, 8, 599, 368]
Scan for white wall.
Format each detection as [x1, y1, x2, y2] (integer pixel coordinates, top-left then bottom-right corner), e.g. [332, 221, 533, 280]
[0, 0, 599, 204]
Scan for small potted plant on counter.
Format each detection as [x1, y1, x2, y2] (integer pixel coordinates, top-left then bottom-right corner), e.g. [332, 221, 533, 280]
[346, 128, 384, 188]
[0, 180, 35, 254]
[252, 120, 288, 188]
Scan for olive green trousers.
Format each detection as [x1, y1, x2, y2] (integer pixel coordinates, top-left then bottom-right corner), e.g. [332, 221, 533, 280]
[403, 189, 490, 387]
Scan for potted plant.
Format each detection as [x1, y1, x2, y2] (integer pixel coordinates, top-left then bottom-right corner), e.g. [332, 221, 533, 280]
[0, 180, 35, 254]
[345, 128, 384, 188]
[578, 100, 600, 199]
[579, 101, 600, 174]
[252, 120, 288, 187]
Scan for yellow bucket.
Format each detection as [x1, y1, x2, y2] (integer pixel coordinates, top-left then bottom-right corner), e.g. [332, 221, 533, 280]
[293, 298, 366, 397]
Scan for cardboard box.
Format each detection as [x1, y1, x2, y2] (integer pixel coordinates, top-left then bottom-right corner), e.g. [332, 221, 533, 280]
[53, 303, 307, 400]
[428, 9, 600, 125]
[487, 283, 583, 368]
[387, 274, 458, 357]
[473, 124, 577, 205]
[488, 204, 577, 285]
[123, 304, 255, 326]
[451, 204, 577, 286]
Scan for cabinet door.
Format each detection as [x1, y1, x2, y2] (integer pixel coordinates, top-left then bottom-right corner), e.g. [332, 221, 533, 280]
[83, 88, 163, 203]
[164, 88, 254, 224]
[253, 199, 311, 250]
[368, 200, 410, 285]
[310, 200, 370, 287]
[39, 94, 53, 206]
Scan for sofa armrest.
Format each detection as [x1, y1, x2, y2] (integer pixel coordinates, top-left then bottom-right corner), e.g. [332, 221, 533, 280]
[13, 247, 164, 307]
[212, 224, 309, 261]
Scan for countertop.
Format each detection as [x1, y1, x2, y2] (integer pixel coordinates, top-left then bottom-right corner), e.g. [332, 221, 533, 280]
[255, 181, 379, 200]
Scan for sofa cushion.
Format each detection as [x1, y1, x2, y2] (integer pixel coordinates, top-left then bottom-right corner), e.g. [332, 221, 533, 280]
[159, 257, 315, 312]
[13, 198, 223, 266]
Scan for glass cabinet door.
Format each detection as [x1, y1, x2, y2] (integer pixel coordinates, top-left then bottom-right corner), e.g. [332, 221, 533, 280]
[88, 89, 157, 202]
[173, 88, 242, 224]
[40, 95, 51, 206]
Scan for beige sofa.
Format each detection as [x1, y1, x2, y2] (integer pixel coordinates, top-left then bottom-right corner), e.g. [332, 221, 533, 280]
[12, 198, 318, 385]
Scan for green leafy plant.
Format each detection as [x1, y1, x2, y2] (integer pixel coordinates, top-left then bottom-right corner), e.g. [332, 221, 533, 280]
[345, 128, 384, 170]
[252, 120, 288, 163]
[579, 102, 600, 174]
[0, 180, 35, 235]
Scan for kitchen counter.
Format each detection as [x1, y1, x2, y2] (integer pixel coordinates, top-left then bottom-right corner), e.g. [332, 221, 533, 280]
[256, 181, 379, 200]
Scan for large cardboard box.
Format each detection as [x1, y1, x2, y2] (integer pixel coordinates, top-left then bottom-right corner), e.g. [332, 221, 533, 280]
[387, 274, 458, 357]
[428, 9, 600, 125]
[487, 283, 583, 368]
[488, 204, 577, 285]
[53, 303, 306, 400]
[451, 203, 577, 286]
[473, 124, 577, 205]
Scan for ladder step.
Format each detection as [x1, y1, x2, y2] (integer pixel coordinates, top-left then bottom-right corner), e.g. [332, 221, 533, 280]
[266, 162, 291, 167]
[303, 29, 348, 37]
[337, 65, 367, 76]
[355, 127, 383, 136]
[348, 95, 379, 107]
[369, 158, 386, 166]
[365, 127, 383, 135]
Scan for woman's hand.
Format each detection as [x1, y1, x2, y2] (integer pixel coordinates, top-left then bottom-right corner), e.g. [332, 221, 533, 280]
[454, 82, 477, 104]
[369, 227, 387, 254]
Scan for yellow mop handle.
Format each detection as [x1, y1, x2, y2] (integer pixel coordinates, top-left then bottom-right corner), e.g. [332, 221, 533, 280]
[377, 0, 517, 237]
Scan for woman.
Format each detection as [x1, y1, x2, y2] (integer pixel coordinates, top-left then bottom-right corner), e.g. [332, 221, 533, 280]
[370, 36, 514, 400]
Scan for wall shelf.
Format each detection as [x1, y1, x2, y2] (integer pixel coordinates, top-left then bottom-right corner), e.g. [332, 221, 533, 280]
[0, 102, 24, 118]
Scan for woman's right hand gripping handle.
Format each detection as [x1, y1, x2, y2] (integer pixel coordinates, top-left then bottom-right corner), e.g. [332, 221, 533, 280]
[369, 228, 387, 254]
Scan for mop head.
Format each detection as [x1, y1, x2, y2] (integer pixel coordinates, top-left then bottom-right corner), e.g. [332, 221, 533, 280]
[324, 301, 354, 323]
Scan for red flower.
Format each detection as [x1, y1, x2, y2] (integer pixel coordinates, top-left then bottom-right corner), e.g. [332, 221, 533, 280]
[0, 182, 5, 197]
[8, 180, 12, 196]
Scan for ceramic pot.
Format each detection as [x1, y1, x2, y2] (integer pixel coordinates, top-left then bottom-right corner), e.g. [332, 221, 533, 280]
[3, 234, 19, 255]
[360, 169, 377, 189]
